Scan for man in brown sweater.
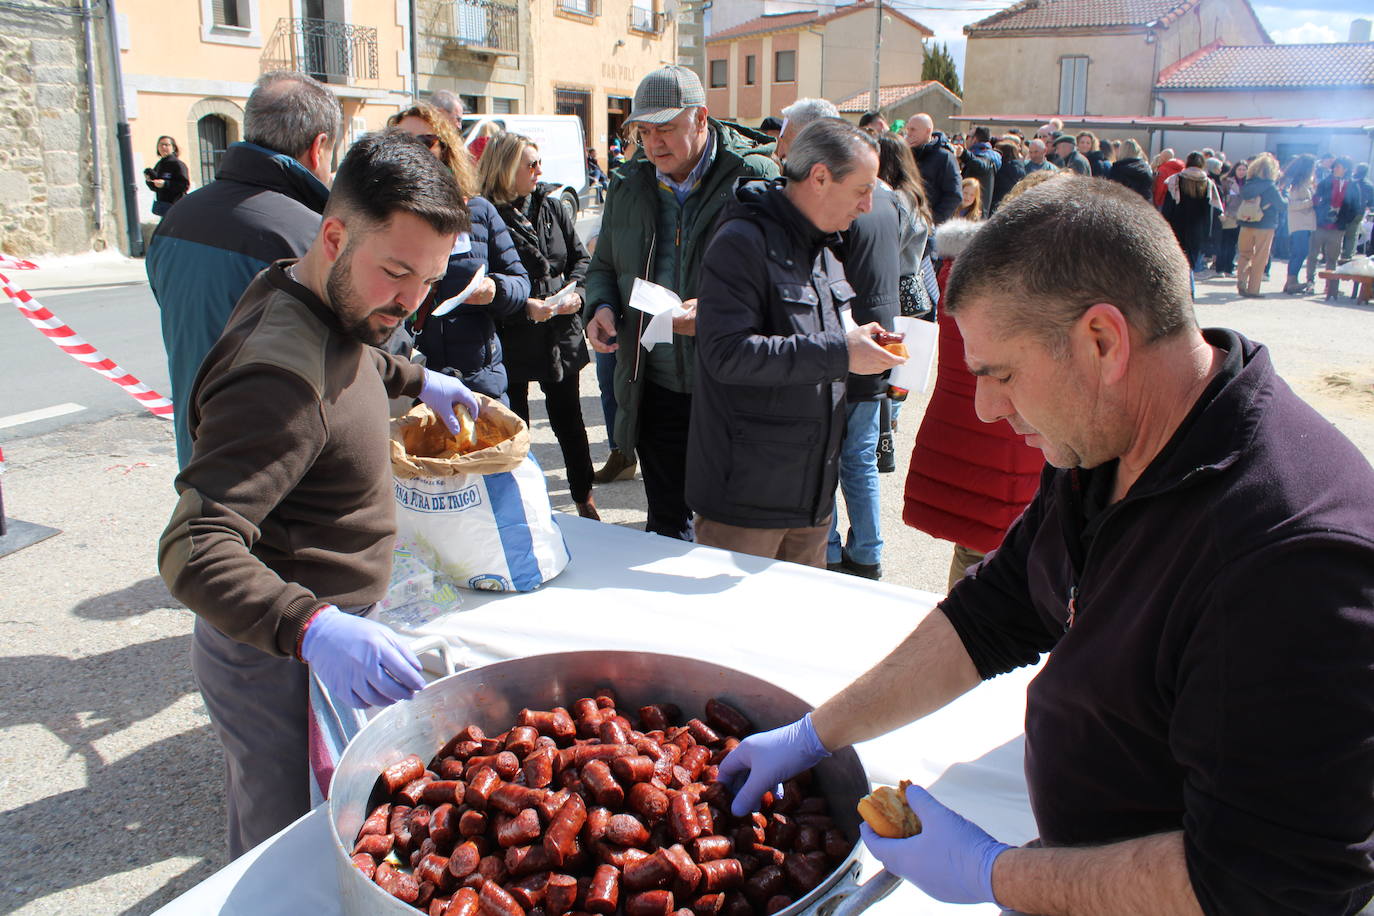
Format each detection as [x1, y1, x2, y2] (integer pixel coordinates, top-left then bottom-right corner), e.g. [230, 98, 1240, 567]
[159, 130, 479, 857]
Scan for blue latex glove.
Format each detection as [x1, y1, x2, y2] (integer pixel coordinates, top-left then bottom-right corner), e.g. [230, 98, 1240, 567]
[419, 369, 481, 437]
[860, 784, 1012, 905]
[716, 713, 831, 816]
[300, 606, 426, 709]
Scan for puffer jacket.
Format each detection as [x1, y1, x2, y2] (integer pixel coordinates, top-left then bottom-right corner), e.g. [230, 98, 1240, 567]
[1107, 157, 1153, 201]
[903, 219, 1043, 553]
[687, 179, 853, 530]
[583, 119, 778, 455]
[414, 196, 531, 400]
[495, 183, 590, 385]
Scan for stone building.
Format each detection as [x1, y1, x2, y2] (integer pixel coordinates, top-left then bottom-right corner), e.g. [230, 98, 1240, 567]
[834, 80, 962, 135]
[0, 0, 122, 257]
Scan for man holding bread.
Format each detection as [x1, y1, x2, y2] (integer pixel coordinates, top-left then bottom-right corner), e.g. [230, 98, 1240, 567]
[719, 176, 1374, 913]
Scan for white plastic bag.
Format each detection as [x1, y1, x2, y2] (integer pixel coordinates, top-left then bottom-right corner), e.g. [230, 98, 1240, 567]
[391, 401, 570, 592]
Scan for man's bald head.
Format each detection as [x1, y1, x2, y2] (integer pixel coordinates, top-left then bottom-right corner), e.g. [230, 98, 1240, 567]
[904, 113, 934, 149]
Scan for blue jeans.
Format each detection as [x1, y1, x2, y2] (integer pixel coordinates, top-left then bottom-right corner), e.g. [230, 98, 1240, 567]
[827, 400, 882, 566]
[595, 349, 618, 450]
[1287, 229, 1312, 279]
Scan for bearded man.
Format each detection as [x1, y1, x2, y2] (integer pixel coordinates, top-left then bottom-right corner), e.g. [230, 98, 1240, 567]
[159, 130, 480, 858]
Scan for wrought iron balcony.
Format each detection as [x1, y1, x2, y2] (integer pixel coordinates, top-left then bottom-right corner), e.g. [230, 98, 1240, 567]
[628, 6, 666, 34]
[424, 0, 520, 57]
[557, 0, 600, 18]
[261, 18, 378, 85]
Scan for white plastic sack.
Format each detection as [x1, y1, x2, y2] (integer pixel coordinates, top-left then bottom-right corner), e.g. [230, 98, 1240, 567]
[393, 458, 570, 591]
[391, 401, 570, 592]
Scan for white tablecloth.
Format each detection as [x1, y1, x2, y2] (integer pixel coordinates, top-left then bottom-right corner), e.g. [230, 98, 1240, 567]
[155, 516, 1041, 915]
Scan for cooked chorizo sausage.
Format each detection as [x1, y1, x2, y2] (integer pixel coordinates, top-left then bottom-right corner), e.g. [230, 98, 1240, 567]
[582, 759, 625, 808]
[383, 755, 426, 794]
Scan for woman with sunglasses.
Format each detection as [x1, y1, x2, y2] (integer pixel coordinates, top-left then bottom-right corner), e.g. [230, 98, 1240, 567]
[388, 104, 530, 403]
[479, 132, 598, 519]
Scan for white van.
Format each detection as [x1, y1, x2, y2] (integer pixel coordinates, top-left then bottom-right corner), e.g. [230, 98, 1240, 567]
[461, 114, 589, 214]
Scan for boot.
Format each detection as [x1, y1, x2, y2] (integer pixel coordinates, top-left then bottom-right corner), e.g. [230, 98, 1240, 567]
[575, 495, 601, 521]
[593, 448, 636, 484]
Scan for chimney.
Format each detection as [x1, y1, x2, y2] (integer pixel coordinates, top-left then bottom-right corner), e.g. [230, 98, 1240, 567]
[1352, 18, 1372, 43]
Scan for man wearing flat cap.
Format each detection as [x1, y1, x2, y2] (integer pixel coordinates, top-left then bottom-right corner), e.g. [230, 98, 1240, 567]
[584, 64, 778, 541]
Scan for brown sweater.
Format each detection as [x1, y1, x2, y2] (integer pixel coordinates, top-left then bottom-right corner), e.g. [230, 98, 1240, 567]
[159, 263, 425, 657]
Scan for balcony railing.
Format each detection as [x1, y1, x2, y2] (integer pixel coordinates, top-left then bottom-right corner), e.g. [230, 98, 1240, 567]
[424, 0, 520, 57]
[557, 0, 600, 18]
[628, 6, 666, 34]
[261, 18, 378, 84]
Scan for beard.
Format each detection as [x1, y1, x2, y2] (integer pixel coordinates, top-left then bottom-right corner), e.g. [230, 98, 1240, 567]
[325, 245, 407, 347]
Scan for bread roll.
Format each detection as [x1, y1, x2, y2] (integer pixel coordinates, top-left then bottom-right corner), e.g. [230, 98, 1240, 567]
[857, 781, 921, 839]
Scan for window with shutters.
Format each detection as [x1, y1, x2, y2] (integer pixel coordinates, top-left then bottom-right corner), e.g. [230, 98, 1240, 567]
[492, 98, 517, 114]
[774, 50, 796, 83]
[202, 0, 259, 45]
[1059, 56, 1088, 116]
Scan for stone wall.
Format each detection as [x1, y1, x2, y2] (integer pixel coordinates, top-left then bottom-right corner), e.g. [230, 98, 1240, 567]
[0, 1, 120, 256]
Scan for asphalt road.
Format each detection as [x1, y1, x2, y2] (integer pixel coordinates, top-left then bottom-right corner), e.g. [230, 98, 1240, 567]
[1, 282, 169, 442]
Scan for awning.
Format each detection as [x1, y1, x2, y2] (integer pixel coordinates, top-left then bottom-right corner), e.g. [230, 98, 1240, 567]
[952, 114, 1374, 135]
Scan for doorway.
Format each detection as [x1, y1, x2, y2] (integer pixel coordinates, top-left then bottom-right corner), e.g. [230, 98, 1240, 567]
[197, 114, 229, 185]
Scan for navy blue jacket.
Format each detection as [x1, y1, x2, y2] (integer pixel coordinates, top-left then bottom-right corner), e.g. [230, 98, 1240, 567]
[146, 142, 329, 466]
[688, 179, 853, 529]
[943, 330, 1374, 914]
[912, 133, 963, 224]
[415, 196, 530, 400]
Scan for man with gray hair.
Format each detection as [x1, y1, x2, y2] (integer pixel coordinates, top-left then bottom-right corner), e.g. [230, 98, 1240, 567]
[1024, 137, 1057, 174]
[904, 112, 962, 223]
[778, 99, 902, 579]
[584, 64, 777, 541]
[147, 70, 343, 466]
[687, 119, 904, 566]
[428, 89, 463, 130]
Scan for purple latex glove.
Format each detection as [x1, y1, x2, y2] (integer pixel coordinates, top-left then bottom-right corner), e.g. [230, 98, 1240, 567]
[300, 606, 426, 709]
[860, 784, 1012, 905]
[716, 713, 831, 816]
[419, 369, 481, 436]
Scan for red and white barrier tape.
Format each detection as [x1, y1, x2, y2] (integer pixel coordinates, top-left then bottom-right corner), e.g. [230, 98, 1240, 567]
[0, 256, 174, 420]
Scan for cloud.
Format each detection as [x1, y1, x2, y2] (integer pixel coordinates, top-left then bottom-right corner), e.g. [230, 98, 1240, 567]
[1270, 22, 1343, 43]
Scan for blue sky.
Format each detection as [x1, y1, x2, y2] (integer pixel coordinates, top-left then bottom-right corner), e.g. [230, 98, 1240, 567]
[887, 1, 1372, 78]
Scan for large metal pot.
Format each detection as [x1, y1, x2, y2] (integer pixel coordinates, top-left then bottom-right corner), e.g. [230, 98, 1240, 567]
[329, 650, 899, 916]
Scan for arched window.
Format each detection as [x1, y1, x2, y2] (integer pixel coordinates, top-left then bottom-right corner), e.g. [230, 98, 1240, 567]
[197, 114, 230, 185]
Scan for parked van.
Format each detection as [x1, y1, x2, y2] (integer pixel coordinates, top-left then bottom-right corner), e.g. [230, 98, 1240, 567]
[461, 114, 589, 214]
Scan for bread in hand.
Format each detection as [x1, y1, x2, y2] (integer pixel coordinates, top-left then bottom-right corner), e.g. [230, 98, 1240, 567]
[857, 780, 922, 838]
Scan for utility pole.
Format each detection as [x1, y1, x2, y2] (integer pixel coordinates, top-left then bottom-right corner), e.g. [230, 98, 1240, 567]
[869, 0, 883, 112]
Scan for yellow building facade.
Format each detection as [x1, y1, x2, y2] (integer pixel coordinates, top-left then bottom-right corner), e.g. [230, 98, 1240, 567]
[120, 0, 412, 213]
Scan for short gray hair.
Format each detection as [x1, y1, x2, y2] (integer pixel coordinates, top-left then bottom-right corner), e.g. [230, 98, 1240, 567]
[244, 71, 343, 160]
[429, 89, 462, 120]
[780, 97, 840, 132]
[782, 118, 877, 183]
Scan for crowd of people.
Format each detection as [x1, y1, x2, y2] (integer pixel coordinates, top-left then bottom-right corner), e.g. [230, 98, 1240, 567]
[141, 63, 1373, 914]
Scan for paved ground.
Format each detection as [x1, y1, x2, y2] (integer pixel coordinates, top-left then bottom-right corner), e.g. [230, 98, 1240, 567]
[0, 253, 1370, 913]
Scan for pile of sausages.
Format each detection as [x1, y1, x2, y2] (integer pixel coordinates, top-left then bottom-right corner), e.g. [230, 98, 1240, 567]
[350, 693, 849, 916]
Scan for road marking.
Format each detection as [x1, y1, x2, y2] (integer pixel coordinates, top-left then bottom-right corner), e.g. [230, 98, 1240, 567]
[0, 402, 86, 430]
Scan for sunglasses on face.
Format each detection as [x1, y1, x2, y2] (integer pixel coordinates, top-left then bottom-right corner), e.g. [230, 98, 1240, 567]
[526, 159, 542, 171]
[417, 134, 447, 150]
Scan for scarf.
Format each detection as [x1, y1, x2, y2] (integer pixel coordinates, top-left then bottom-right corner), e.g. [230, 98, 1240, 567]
[496, 195, 551, 284]
[1165, 167, 1223, 211]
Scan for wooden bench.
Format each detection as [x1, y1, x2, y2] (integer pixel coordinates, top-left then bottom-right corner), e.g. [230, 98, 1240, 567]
[1318, 271, 1374, 303]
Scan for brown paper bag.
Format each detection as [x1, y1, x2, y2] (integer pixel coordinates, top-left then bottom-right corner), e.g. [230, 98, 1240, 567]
[390, 396, 529, 479]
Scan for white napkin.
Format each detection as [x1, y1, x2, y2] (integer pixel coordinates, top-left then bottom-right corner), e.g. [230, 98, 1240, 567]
[628, 278, 688, 350]
[429, 264, 487, 318]
[888, 316, 939, 394]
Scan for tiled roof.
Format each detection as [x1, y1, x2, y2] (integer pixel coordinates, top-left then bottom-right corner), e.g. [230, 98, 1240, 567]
[708, 2, 931, 43]
[966, 0, 1201, 32]
[708, 10, 816, 42]
[835, 81, 954, 112]
[1156, 42, 1374, 89]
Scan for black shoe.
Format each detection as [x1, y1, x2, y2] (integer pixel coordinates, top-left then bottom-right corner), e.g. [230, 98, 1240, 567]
[826, 560, 846, 573]
[839, 551, 882, 580]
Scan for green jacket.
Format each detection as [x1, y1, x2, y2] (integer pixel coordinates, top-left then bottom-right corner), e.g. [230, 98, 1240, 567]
[584, 119, 778, 455]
